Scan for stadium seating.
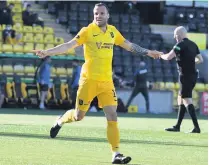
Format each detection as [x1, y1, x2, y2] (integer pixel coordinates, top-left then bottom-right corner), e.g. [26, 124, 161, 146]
[21, 82, 39, 107]
[14, 64, 24, 75]
[23, 43, 34, 53]
[13, 75, 31, 106]
[24, 65, 35, 76]
[0, 1, 207, 110]
[46, 79, 59, 107]
[195, 83, 206, 92]
[13, 45, 24, 54]
[33, 26, 43, 34]
[56, 67, 67, 78]
[67, 68, 73, 76]
[0, 74, 17, 105]
[51, 67, 56, 77]
[164, 6, 208, 33]
[60, 83, 71, 105]
[3, 65, 13, 75]
[2, 44, 13, 53]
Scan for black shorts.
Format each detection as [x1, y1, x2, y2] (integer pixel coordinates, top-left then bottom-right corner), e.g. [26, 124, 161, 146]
[178, 73, 197, 98]
[39, 83, 49, 91]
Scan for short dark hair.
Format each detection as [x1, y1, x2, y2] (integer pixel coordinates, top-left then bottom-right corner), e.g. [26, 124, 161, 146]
[94, 3, 109, 13]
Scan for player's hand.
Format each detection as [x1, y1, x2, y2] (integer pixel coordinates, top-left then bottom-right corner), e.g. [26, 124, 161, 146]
[32, 50, 48, 58]
[147, 50, 163, 59]
[159, 53, 165, 59]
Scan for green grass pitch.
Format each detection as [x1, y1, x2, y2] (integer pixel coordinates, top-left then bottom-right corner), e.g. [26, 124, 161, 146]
[0, 109, 208, 165]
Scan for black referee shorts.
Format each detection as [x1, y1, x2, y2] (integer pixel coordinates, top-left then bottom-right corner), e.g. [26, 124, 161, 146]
[178, 73, 197, 98]
[39, 83, 49, 91]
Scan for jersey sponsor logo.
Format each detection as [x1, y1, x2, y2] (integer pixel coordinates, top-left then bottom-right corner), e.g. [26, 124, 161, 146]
[96, 42, 102, 49]
[110, 32, 114, 38]
[96, 42, 114, 49]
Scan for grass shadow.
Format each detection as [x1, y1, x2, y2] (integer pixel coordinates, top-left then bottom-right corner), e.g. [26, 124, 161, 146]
[0, 109, 207, 120]
[0, 132, 207, 148]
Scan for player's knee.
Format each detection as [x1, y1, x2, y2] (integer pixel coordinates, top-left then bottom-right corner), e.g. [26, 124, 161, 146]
[103, 106, 117, 121]
[182, 98, 192, 106]
[177, 95, 183, 105]
[74, 114, 85, 121]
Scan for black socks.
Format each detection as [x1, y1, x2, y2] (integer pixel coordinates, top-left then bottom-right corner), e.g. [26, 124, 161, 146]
[175, 104, 186, 129]
[186, 104, 200, 129]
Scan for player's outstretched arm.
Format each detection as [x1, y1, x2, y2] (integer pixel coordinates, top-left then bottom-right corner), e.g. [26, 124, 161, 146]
[119, 40, 162, 59]
[32, 39, 80, 58]
[160, 49, 176, 60]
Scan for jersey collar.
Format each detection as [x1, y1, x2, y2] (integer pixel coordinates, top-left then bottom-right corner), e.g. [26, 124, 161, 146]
[92, 22, 111, 34]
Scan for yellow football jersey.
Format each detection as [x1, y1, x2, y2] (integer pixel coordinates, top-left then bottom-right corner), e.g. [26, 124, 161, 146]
[74, 22, 125, 81]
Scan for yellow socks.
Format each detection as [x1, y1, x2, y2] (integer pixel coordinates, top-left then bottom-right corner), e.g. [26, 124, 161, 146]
[60, 109, 76, 124]
[59, 112, 120, 153]
[107, 121, 120, 152]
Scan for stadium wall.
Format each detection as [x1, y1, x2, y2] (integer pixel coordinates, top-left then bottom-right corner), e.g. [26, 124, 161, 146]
[117, 89, 173, 114]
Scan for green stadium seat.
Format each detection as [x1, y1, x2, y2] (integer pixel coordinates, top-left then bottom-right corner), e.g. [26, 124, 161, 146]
[33, 26, 43, 34]
[175, 83, 180, 90]
[24, 43, 34, 53]
[1, 24, 6, 30]
[56, 67, 67, 77]
[2, 65, 13, 75]
[194, 83, 205, 92]
[23, 26, 33, 33]
[44, 34, 54, 44]
[165, 82, 175, 90]
[0, 74, 17, 104]
[35, 43, 44, 50]
[54, 37, 64, 45]
[205, 84, 208, 91]
[13, 24, 23, 33]
[14, 64, 24, 75]
[24, 65, 35, 76]
[43, 27, 54, 34]
[45, 44, 54, 50]
[13, 14, 23, 23]
[12, 4, 22, 13]
[34, 34, 44, 44]
[51, 67, 56, 77]
[2, 44, 13, 53]
[23, 34, 34, 43]
[192, 90, 199, 100]
[13, 45, 23, 53]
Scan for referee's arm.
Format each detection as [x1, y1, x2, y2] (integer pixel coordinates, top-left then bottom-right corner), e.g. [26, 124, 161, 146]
[160, 49, 176, 60]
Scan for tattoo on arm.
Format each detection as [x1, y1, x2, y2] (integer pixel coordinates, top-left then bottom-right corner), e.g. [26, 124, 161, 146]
[130, 43, 149, 56]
